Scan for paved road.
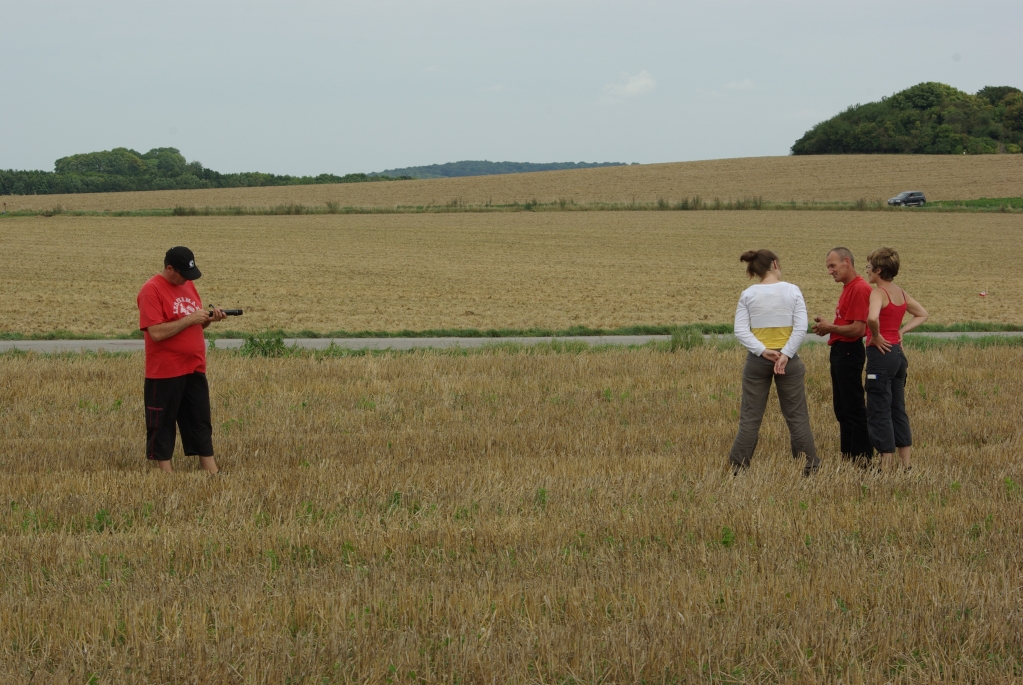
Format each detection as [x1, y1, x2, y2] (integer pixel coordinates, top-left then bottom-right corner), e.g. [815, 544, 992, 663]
[1, 331, 1020, 354]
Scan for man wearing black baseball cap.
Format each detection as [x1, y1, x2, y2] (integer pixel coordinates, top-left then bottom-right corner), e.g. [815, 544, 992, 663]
[137, 247, 227, 474]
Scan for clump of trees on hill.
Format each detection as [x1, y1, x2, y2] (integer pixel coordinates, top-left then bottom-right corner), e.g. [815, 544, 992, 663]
[792, 82, 1023, 155]
[0, 147, 410, 196]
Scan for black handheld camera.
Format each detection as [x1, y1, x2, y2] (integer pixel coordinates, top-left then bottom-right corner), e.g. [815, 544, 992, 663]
[208, 308, 243, 317]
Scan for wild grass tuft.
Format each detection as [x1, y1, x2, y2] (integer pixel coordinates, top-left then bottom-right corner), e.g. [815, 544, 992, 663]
[240, 330, 294, 357]
[669, 324, 705, 352]
[268, 203, 308, 215]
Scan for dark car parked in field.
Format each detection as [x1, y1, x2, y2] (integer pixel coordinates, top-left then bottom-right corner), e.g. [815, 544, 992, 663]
[888, 191, 926, 207]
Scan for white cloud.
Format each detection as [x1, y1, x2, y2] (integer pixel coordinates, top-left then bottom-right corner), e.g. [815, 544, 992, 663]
[723, 78, 755, 91]
[601, 70, 656, 102]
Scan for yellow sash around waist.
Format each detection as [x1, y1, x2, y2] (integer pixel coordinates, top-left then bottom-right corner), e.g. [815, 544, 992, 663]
[751, 326, 793, 350]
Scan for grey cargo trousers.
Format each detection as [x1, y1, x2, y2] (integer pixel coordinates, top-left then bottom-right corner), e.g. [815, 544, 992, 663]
[729, 352, 820, 471]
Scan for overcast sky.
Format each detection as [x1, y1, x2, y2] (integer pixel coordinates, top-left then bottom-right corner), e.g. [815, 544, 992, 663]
[3, 0, 1020, 175]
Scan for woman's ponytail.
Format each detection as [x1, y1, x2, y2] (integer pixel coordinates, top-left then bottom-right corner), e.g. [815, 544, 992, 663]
[739, 249, 778, 279]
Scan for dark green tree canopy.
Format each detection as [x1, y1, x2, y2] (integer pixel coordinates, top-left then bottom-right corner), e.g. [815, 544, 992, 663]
[1, 148, 411, 196]
[2, 149, 628, 196]
[55, 147, 149, 176]
[53, 147, 197, 178]
[791, 82, 1023, 155]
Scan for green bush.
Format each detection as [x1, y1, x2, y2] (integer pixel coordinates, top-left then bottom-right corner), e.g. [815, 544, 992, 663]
[240, 331, 291, 358]
[670, 325, 705, 352]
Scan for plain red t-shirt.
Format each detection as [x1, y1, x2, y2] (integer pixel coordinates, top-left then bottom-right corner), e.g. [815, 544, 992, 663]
[829, 275, 872, 345]
[866, 289, 908, 346]
[137, 275, 207, 378]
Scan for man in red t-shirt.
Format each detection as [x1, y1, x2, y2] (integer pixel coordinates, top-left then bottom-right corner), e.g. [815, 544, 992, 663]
[137, 246, 227, 473]
[811, 247, 874, 464]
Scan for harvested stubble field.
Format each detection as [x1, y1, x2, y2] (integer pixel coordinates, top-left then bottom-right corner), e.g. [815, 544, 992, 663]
[1, 211, 1020, 336]
[1, 342, 1022, 682]
[4, 155, 1023, 214]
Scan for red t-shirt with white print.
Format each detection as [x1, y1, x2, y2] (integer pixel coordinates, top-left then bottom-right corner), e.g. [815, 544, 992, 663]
[137, 275, 206, 378]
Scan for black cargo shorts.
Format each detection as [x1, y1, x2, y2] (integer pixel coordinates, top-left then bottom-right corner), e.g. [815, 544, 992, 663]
[144, 372, 214, 461]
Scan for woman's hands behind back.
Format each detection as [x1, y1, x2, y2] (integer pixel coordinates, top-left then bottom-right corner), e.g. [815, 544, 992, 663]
[760, 349, 789, 375]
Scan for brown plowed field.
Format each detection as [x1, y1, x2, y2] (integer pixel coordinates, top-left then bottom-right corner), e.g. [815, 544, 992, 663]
[5, 154, 1023, 213]
[2, 211, 1018, 335]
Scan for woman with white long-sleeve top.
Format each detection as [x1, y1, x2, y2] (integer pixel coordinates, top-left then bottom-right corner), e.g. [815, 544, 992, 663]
[729, 249, 819, 476]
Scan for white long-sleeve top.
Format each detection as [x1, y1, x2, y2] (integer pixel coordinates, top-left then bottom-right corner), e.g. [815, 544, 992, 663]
[733, 281, 807, 358]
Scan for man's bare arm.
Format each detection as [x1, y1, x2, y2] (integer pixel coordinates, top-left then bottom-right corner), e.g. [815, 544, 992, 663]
[146, 310, 209, 342]
[812, 318, 866, 338]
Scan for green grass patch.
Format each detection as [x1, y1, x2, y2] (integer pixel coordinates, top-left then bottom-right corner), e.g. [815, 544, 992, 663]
[902, 334, 1023, 350]
[915, 321, 1023, 333]
[2, 322, 1021, 341]
[7, 332, 1019, 361]
[0, 349, 138, 360]
[3, 197, 1022, 220]
[929, 197, 1023, 211]
[0, 329, 145, 341]
[5, 325, 695, 341]
[212, 323, 733, 340]
[219, 336, 743, 359]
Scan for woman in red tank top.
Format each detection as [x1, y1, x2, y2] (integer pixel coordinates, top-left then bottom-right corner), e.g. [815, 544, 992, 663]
[864, 247, 928, 473]
[866, 287, 908, 346]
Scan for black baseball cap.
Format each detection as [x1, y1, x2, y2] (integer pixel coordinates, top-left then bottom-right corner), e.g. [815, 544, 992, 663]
[164, 246, 202, 280]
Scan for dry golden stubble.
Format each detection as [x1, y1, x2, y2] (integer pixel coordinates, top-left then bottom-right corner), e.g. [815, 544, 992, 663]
[4, 154, 1023, 213]
[2, 211, 1021, 336]
[1, 344, 1021, 681]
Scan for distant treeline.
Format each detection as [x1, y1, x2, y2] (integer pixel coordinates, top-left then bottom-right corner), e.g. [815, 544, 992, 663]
[793, 82, 1023, 155]
[370, 160, 628, 179]
[0, 147, 411, 196]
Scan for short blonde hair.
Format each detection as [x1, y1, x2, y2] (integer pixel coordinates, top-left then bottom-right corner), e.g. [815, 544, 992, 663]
[867, 247, 900, 280]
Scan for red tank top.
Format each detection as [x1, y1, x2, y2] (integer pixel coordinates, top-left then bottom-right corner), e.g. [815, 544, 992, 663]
[866, 287, 907, 345]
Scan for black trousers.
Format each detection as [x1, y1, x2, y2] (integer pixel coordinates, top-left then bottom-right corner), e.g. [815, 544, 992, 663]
[829, 341, 873, 461]
[144, 372, 214, 461]
[865, 344, 912, 454]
